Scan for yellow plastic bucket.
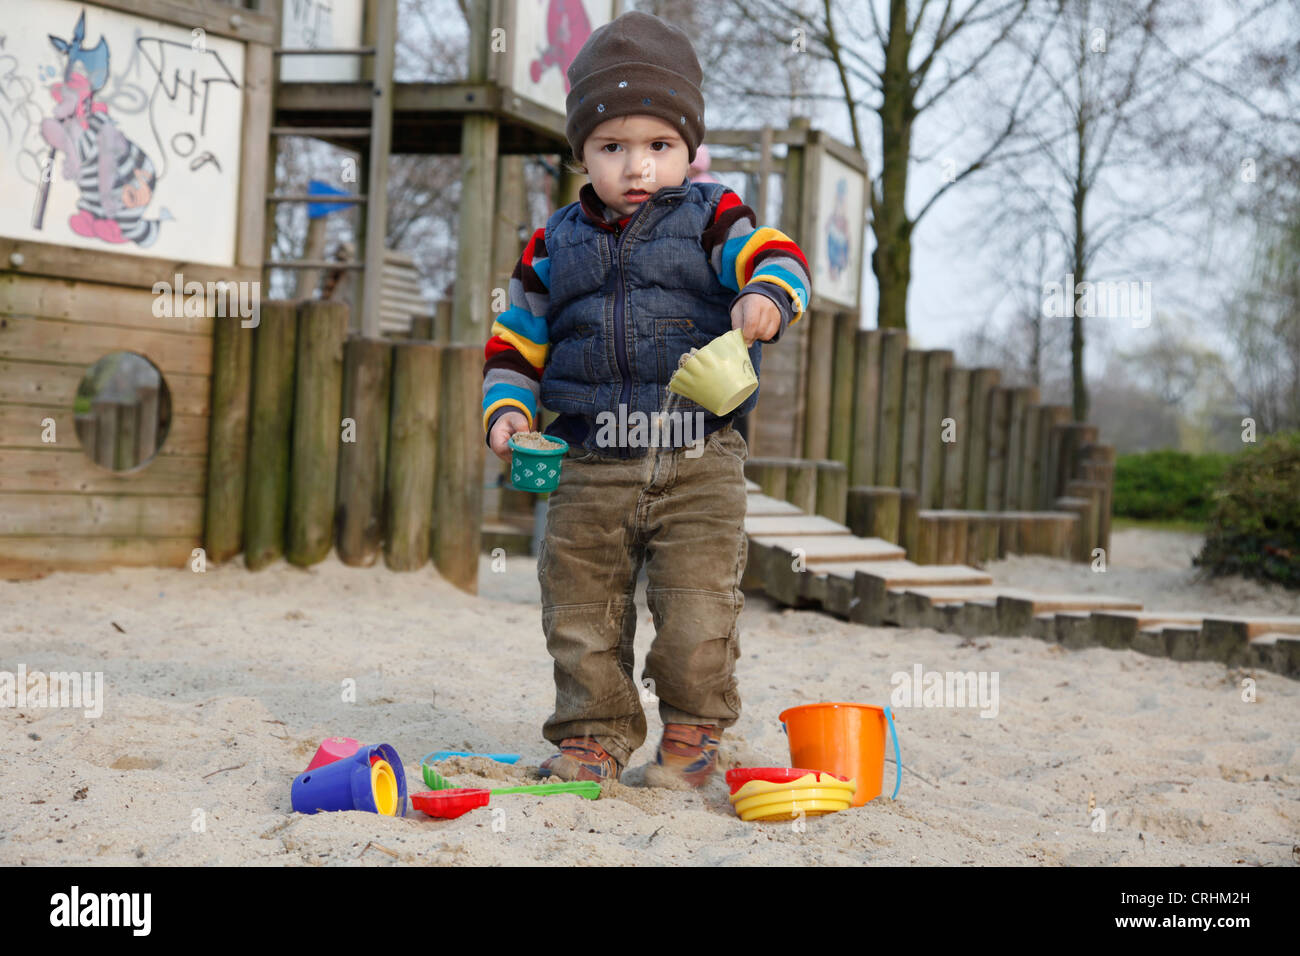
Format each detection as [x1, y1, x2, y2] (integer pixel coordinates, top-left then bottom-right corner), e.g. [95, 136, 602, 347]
[778, 703, 901, 806]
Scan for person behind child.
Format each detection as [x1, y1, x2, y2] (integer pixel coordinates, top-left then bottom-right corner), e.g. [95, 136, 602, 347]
[481, 11, 811, 788]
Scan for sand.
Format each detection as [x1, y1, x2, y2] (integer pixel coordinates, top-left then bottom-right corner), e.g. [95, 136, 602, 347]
[1, 528, 1296, 866]
[510, 431, 565, 451]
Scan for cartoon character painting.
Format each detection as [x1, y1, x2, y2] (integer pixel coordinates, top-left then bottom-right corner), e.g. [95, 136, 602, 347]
[529, 0, 593, 92]
[825, 177, 849, 282]
[35, 11, 168, 247]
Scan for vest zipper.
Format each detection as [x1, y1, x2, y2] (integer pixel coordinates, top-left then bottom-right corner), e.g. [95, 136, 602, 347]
[601, 187, 684, 457]
[608, 205, 647, 459]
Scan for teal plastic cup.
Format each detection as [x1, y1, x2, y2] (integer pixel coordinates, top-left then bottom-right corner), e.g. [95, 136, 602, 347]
[508, 434, 569, 492]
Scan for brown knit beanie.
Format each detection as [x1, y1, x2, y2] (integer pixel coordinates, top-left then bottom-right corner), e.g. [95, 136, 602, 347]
[565, 11, 705, 165]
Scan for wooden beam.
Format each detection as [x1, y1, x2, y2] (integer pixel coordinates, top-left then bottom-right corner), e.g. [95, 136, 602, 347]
[875, 329, 907, 486]
[849, 329, 882, 487]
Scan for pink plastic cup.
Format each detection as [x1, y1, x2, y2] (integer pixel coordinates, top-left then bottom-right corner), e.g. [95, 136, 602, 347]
[305, 737, 360, 772]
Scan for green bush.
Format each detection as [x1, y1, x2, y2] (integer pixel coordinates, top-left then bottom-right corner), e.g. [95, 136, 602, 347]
[1195, 432, 1300, 589]
[1112, 449, 1232, 523]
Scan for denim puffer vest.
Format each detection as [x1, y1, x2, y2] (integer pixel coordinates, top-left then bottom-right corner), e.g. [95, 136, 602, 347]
[541, 179, 762, 458]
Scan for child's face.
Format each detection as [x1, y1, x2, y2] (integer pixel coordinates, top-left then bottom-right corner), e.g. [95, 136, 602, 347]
[581, 115, 691, 217]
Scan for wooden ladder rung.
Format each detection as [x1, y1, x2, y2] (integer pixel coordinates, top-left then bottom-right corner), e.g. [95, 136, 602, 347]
[270, 127, 372, 139]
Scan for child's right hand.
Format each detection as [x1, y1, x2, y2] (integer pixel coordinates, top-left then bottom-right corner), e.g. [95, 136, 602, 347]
[488, 411, 531, 462]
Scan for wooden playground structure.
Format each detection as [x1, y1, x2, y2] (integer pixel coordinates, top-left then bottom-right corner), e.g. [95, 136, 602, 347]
[1, 0, 1128, 605]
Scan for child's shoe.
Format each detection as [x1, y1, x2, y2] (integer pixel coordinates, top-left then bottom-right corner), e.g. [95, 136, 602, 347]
[538, 736, 622, 782]
[644, 722, 721, 789]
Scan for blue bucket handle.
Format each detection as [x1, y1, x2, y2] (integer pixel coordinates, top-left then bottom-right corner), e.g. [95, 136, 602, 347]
[884, 705, 901, 800]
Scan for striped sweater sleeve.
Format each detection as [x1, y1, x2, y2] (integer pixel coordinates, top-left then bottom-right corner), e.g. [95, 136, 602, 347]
[701, 188, 811, 343]
[483, 227, 551, 442]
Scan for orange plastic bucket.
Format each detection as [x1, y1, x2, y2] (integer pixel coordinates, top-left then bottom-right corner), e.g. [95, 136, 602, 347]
[778, 703, 901, 806]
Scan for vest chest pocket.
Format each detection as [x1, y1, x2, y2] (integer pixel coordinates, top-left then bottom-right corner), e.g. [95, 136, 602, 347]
[654, 317, 715, 384]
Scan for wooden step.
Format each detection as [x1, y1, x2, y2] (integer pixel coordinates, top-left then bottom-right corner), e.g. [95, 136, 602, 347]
[750, 539, 906, 611]
[745, 494, 803, 516]
[744, 514, 850, 536]
[997, 593, 1142, 637]
[834, 561, 995, 628]
[1246, 632, 1300, 677]
[892, 584, 1028, 605]
[749, 534, 905, 562]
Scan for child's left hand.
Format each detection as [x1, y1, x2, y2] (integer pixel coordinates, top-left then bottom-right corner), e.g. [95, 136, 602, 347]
[730, 293, 781, 346]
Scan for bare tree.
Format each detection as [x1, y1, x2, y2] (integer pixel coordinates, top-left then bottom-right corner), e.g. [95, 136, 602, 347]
[967, 0, 1293, 422]
[715, 0, 1056, 332]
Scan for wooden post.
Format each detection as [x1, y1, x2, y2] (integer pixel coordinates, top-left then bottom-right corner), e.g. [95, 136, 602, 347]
[336, 336, 393, 566]
[1054, 423, 1099, 501]
[937, 512, 968, 565]
[899, 349, 926, 493]
[941, 367, 971, 508]
[814, 460, 848, 524]
[433, 345, 484, 592]
[295, 214, 330, 299]
[915, 511, 941, 565]
[802, 309, 834, 461]
[385, 342, 443, 570]
[434, 300, 452, 343]
[846, 486, 901, 542]
[1056, 494, 1097, 562]
[1082, 443, 1116, 555]
[745, 457, 789, 500]
[875, 329, 908, 487]
[1037, 405, 1072, 508]
[453, 0, 499, 343]
[287, 300, 349, 566]
[205, 312, 252, 562]
[244, 301, 298, 570]
[1020, 405, 1045, 510]
[998, 512, 1021, 557]
[983, 514, 1002, 563]
[985, 387, 1012, 511]
[828, 312, 857, 467]
[785, 460, 818, 513]
[849, 328, 882, 487]
[919, 350, 953, 508]
[409, 315, 434, 339]
[358, 0, 397, 338]
[898, 488, 919, 557]
[964, 368, 1000, 509]
[966, 512, 999, 566]
[1067, 479, 1106, 563]
[1003, 386, 1036, 511]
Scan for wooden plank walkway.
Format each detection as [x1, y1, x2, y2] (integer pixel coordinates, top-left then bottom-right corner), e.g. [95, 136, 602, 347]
[742, 488, 1300, 680]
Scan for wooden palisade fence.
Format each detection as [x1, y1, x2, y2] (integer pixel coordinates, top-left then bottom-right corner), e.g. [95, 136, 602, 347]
[204, 300, 483, 592]
[747, 319, 1117, 567]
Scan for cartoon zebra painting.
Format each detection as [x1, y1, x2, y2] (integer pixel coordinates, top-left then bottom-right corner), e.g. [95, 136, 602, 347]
[35, 11, 169, 247]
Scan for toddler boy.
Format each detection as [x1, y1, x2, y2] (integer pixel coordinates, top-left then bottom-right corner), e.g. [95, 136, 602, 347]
[482, 11, 811, 787]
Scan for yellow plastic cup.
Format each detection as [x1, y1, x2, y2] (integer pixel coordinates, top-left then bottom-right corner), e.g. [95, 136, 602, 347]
[667, 328, 758, 415]
[370, 759, 400, 816]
